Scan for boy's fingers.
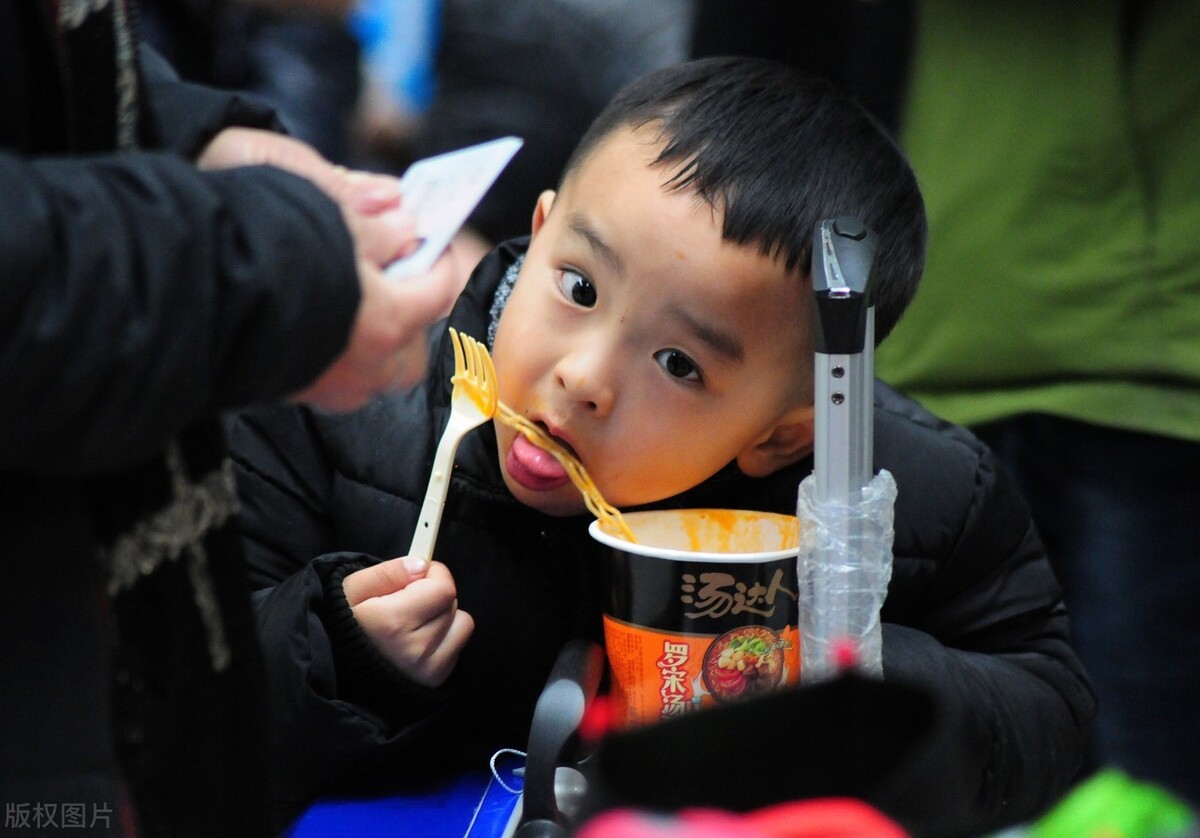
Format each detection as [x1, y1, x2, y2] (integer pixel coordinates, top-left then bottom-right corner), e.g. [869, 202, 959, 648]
[375, 563, 459, 625]
[444, 609, 475, 656]
[411, 609, 476, 689]
[342, 555, 428, 607]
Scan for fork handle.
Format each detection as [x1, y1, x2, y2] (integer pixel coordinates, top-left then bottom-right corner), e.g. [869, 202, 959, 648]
[408, 427, 461, 567]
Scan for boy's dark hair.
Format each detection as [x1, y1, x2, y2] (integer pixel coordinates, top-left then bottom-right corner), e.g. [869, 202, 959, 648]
[560, 56, 926, 343]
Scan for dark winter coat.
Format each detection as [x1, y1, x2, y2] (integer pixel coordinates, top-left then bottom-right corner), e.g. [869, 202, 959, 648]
[231, 239, 1095, 832]
[0, 2, 360, 835]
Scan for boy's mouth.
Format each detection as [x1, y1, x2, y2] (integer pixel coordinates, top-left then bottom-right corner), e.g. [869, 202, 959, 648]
[506, 423, 573, 492]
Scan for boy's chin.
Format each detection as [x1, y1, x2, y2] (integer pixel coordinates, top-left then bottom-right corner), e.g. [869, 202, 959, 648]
[500, 471, 590, 518]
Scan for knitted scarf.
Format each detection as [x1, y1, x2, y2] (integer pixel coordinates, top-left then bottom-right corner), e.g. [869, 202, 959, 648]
[42, 0, 143, 151]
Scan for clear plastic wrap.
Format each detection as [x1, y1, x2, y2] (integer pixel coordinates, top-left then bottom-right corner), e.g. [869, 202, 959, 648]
[796, 469, 897, 682]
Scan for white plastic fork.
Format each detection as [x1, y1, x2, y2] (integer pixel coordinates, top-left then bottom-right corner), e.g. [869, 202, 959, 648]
[407, 328, 498, 568]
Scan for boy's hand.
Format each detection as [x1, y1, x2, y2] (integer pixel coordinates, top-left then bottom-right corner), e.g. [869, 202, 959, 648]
[342, 557, 475, 688]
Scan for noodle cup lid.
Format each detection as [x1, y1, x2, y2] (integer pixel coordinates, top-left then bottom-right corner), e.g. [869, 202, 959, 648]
[589, 508, 800, 563]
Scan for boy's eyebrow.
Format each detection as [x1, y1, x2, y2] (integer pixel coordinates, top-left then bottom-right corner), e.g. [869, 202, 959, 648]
[669, 304, 745, 363]
[565, 210, 742, 362]
[567, 212, 625, 276]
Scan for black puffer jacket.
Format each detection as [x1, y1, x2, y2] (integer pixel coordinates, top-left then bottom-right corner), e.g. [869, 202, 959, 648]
[0, 3, 360, 835]
[231, 239, 1094, 832]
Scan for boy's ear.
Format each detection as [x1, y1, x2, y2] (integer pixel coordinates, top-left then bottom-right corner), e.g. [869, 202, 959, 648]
[736, 406, 816, 477]
[531, 189, 557, 237]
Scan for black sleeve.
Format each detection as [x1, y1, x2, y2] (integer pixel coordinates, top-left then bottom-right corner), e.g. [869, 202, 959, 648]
[0, 148, 358, 476]
[877, 438, 1095, 834]
[229, 407, 448, 809]
[138, 43, 283, 158]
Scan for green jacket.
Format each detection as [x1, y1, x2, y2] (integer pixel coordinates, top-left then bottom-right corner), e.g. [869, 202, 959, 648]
[876, 1, 1200, 441]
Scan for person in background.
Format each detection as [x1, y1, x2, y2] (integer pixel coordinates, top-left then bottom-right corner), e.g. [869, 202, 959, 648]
[693, 0, 1200, 812]
[141, 0, 365, 162]
[0, 1, 464, 835]
[355, 0, 695, 283]
[230, 57, 1093, 835]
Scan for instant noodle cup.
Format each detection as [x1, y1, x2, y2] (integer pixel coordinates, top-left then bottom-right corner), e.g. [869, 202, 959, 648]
[590, 509, 801, 729]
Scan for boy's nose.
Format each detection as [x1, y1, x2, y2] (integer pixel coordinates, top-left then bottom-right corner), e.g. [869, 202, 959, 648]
[554, 350, 616, 416]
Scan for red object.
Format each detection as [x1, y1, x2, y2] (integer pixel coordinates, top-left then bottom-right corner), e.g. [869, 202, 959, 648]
[576, 799, 908, 838]
[832, 638, 860, 671]
[578, 694, 618, 743]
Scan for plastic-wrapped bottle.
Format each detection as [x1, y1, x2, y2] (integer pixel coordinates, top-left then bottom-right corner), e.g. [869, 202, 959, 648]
[797, 469, 896, 680]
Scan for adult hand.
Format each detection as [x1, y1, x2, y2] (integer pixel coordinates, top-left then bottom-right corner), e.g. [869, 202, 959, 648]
[342, 558, 475, 688]
[290, 245, 464, 410]
[198, 126, 420, 265]
[197, 126, 398, 215]
[197, 127, 472, 410]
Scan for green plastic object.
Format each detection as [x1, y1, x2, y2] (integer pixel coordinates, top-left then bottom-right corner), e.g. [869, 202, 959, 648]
[1030, 769, 1196, 838]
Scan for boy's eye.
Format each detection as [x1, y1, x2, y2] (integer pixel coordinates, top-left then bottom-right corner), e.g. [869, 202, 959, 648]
[653, 349, 702, 382]
[558, 270, 597, 307]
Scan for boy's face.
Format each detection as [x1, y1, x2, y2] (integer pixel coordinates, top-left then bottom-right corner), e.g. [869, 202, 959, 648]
[491, 124, 815, 516]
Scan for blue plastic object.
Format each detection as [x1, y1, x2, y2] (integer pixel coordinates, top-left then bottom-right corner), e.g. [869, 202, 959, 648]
[287, 766, 521, 838]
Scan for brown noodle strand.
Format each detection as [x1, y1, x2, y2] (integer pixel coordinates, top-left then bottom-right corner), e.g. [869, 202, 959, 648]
[495, 402, 636, 543]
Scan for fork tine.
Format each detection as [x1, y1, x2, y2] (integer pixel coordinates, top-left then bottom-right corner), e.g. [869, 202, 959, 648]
[474, 340, 488, 392]
[481, 343, 498, 411]
[466, 334, 481, 384]
[450, 327, 466, 381]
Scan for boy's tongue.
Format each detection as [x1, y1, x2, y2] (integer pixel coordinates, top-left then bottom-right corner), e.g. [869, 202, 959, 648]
[507, 433, 571, 491]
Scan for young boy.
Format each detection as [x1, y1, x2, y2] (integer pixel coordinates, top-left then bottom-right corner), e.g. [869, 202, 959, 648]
[230, 57, 1094, 831]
